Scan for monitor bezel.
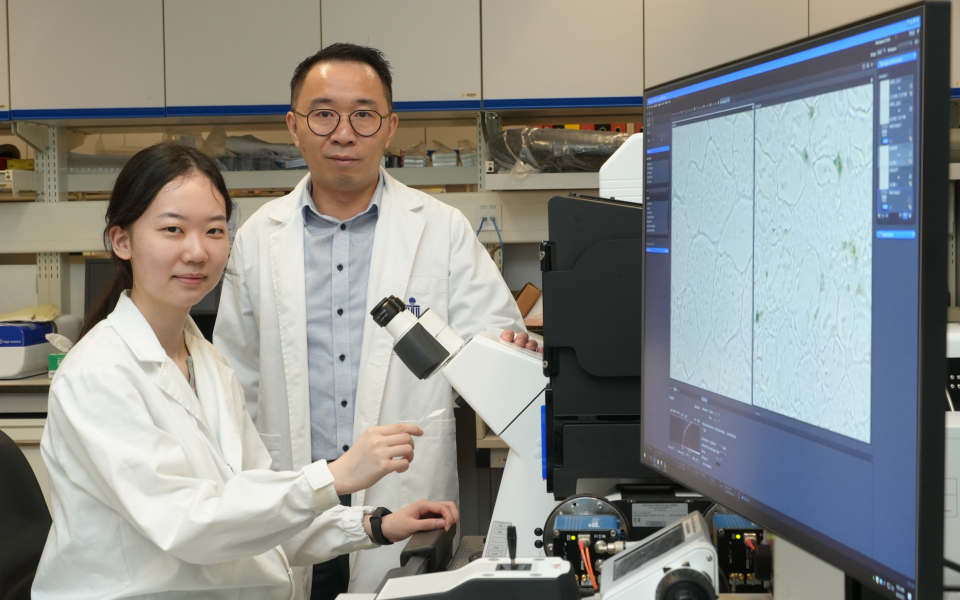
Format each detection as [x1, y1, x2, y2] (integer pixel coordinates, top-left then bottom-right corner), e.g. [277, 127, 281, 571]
[639, 3, 948, 598]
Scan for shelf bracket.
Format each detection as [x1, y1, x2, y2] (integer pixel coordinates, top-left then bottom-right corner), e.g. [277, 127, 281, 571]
[11, 122, 49, 154]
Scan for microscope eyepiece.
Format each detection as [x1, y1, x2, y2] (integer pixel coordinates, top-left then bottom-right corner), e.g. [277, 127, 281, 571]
[370, 296, 407, 327]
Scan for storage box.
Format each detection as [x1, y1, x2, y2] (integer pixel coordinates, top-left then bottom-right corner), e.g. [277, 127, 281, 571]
[48, 352, 66, 379]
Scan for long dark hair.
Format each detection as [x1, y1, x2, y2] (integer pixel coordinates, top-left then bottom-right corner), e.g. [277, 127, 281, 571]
[78, 141, 233, 340]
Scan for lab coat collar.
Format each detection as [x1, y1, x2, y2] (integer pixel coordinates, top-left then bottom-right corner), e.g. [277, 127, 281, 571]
[267, 168, 422, 226]
[107, 291, 173, 364]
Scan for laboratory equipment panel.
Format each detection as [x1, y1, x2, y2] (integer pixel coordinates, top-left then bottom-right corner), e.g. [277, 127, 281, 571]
[164, 0, 321, 116]
[322, 0, 481, 112]
[643, 0, 807, 89]
[9, 0, 165, 120]
[480, 0, 643, 110]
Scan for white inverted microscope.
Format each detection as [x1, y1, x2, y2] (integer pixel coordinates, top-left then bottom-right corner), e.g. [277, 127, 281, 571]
[370, 296, 561, 560]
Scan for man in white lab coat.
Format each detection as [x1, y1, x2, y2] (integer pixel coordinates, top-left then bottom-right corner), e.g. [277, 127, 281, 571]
[214, 43, 534, 597]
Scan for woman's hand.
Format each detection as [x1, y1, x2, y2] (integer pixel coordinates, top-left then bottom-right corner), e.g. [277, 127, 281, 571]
[366, 499, 460, 544]
[327, 423, 423, 495]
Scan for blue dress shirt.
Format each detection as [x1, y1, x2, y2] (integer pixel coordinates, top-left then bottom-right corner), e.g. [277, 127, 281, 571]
[302, 175, 383, 462]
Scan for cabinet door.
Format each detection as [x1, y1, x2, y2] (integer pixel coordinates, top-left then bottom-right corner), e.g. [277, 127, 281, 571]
[321, 0, 481, 112]
[8, 0, 165, 119]
[811, 0, 960, 91]
[644, 0, 807, 90]
[481, 0, 643, 110]
[165, 0, 321, 116]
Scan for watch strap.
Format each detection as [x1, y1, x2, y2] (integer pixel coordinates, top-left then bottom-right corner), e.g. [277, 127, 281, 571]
[371, 507, 394, 545]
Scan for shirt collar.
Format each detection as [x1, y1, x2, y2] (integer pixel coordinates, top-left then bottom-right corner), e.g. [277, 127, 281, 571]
[301, 172, 383, 225]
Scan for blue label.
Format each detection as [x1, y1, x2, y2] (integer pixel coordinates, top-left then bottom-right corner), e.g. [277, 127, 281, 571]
[0, 322, 54, 347]
[406, 297, 421, 318]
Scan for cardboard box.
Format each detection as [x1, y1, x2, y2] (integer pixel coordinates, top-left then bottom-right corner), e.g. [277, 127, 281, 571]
[514, 282, 542, 318]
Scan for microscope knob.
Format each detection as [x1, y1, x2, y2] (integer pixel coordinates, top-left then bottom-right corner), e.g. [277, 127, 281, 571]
[534, 528, 543, 536]
[534, 540, 544, 549]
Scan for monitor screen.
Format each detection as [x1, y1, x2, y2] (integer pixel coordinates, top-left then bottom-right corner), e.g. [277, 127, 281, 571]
[641, 4, 947, 599]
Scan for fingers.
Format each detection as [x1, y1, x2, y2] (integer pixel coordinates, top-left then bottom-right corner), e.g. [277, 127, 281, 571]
[381, 443, 414, 462]
[413, 500, 460, 530]
[513, 332, 530, 347]
[500, 329, 516, 342]
[524, 339, 538, 351]
[380, 433, 417, 451]
[374, 423, 424, 437]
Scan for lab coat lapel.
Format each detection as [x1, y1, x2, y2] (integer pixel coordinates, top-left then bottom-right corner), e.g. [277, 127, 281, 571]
[184, 325, 244, 473]
[355, 171, 425, 446]
[268, 182, 312, 470]
[108, 293, 212, 434]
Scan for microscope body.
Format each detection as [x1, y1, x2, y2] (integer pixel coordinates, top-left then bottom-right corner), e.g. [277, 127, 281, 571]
[371, 297, 559, 559]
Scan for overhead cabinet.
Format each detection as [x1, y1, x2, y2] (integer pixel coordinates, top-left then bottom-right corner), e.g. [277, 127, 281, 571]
[643, 0, 807, 90]
[481, 0, 644, 110]
[321, 0, 481, 112]
[164, 0, 322, 116]
[8, 0, 165, 119]
[809, 0, 960, 90]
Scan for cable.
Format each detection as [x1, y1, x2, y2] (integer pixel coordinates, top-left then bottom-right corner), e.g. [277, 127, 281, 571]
[948, 387, 956, 412]
[491, 217, 505, 272]
[579, 540, 598, 590]
[475, 216, 487, 237]
[946, 557, 960, 573]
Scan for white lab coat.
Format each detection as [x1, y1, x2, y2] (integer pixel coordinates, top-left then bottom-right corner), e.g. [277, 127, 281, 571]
[32, 292, 377, 600]
[214, 169, 524, 592]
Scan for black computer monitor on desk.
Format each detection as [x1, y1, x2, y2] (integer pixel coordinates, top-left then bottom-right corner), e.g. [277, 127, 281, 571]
[640, 4, 948, 599]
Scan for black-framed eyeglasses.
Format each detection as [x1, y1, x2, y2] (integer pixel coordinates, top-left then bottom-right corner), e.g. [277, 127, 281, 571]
[291, 108, 390, 137]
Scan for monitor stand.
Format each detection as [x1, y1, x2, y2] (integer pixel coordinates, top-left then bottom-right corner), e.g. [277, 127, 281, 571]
[845, 575, 888, 600]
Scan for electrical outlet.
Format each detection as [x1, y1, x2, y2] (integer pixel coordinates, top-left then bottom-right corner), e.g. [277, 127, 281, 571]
[476, 204, 501, 232]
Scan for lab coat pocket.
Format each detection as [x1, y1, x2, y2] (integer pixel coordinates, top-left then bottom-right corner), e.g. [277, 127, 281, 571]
[258, 433, 282, 470]
[404, 277, 448, 322]
[399, 418, 458, 506]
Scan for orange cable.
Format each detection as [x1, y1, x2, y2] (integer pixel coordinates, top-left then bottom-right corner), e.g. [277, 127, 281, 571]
[581, 540, 599, 590]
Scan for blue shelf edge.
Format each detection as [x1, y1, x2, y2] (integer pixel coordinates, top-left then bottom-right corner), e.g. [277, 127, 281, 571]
[393, 99, 481, 112]
[166, 104, 290, 117]
[11, 107, 166, 120]
[7, 89, 956, 121]
[482, 96, 643, 111]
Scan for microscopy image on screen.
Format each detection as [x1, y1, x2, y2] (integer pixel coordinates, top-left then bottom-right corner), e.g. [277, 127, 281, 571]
[669, 111, 755, 406]
[753, 84, 874, 443]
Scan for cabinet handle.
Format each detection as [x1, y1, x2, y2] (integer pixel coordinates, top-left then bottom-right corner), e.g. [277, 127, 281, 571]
[17, 441, 41, 447]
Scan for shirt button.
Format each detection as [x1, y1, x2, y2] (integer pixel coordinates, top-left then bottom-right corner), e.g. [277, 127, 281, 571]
[339, 354, 345, 362]
[337, 308, 343, 316]
[337, 264, 343, 271]
[340, 223, 346, 230]
[341, 400, 348, 407]
[342, 444, 350, 452]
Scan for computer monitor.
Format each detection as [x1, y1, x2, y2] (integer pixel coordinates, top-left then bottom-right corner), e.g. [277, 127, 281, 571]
[640, 4, 948, 599]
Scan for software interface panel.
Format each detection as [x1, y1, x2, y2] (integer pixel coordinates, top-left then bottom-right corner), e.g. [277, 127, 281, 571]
[643, 9, 924, 598]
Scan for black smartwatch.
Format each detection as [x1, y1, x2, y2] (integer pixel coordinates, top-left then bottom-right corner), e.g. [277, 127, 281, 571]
[370, 507, 394, 545]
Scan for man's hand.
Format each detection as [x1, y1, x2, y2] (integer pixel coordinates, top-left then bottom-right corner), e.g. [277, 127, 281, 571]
[327, 423, 423, 495]
[501, 329, 543, 353]
[364, 499, 460, 544]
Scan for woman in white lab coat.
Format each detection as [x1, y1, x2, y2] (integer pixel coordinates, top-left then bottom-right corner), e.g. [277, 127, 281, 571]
[31, 142, 457, 600]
